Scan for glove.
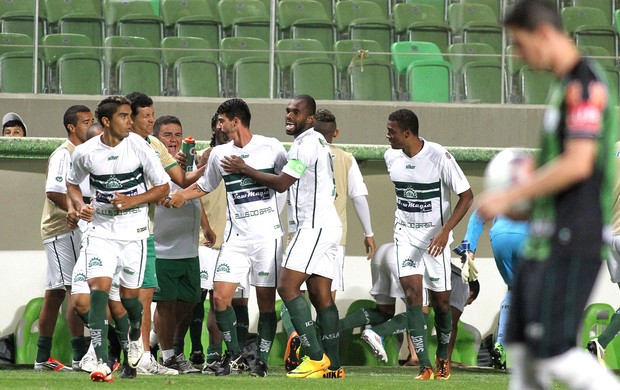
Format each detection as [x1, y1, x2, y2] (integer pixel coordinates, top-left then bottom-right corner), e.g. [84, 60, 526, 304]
[466, 252, 478, 282]
[454, 240, 478, 282]
[453, 240, 471, 258]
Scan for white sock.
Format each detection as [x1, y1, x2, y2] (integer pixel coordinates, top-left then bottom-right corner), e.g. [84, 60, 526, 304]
[542, 348, 620, 390]
[162, 349, 175, 361]
[149, 330, 159, 349]
[507, 343, 548, 390]
[140, 351, 152, 367]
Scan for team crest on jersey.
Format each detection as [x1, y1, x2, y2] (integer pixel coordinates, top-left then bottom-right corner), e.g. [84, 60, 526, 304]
[403, 187, 418, 199]
[240, 177, 256, 187]
[200, 270, 209, 280]
[73, 273, 86, 282]
[216, 263, 231, 273]
[402, 258, 415, 268]
[122, 267, 135, 275]
[55, 176, 63, 182]
[104, 176, 122, 189]
[89, 257, 102, 267]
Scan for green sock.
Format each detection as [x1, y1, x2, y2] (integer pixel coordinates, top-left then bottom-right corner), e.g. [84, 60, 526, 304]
[70, 336, 89, 361]
[257, 311, 277, 364]
[120, 297, 143, 341]
[406, 304, 431, 367]
[599, 309, 620, 348]
[36, 336, 52, 363]
[113, 314, 130, 351]
[286, 295, 323, 361]
[206, 344, 222, 363]
[317, 304, 340, 369]
[77, 310, 90, 328]
[435, 310, 452, 360]
[215, 306, 241, 355]
[234, 305, 249, 350]
[190, 299, 205, 352]
[339, 308, 392, 331]
[89, 290, 110, 362]
[173, 338, 185, 356]
[280, 303, 296, 337]
[373, 312, 407, 337]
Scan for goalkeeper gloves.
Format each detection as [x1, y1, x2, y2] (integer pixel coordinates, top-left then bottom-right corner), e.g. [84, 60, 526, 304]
[453, 240, 479, 282]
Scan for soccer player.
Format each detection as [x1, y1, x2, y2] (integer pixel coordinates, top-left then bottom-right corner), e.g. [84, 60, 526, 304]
[167, 99, 287, 377]
[66, 95, 170, 382]
[384, 108, 473, 380]
[219, 95, 343, 379]
[2, 112, 27, 137]
[477, 1, 620, 388]
[35, 105, 94, 371]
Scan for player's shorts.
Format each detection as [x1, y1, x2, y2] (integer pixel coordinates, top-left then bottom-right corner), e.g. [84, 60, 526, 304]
[71, 242, 121, 301]
[43, 229, 82, 290]
[370, 244, 405, 305]
[81, 235, 147, 289]
[199, 246, 219, 290]
[301, 245, 345, 292]
[214, 238, 282, 291]
[141, 234, 158, 290]
[394, 239, 452, 292]
[607, 234, 620, 283]
[449, 276, 470, 313]
[153, 257, 201, 303]
[283, 227, 341, 278]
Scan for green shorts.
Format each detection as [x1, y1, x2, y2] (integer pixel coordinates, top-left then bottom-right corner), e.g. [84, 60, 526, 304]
[153, 256, 201, 303]
[141, 234, 159, 289]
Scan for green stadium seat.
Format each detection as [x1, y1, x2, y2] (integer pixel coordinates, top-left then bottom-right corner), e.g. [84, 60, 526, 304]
[448, 3, 502, 53]
[0, 33, 33, 58]
[391, 40, 444, 96]
[462, 61, 502, 103]
[0, 14, 46, 43]
[451, 321, 481, 366]
[579, 45, 615, 68]
[218, 0, 270, 42]
[104, 35, 158, 70]
[104, 0, 164, 48]
[562, 6, 617, 56]
[463, 0, 501, 21]
[447, 42, 498, 75]
[504, 45, 525, 103]
[277, 0, 336, 53]
[58, 14, 105, 56]
[406, 0, 448, 21]
[0, 52, 44, 93]
[393, 3, 451, 54]
[334, 38, 386, 73]
[162, 0, 222, 51]
[173, 56, 220, 97]
[335, 1, 394, 53]
[345, 0, 391, 19]
[116, 55, 163, 96]
[220, 36, 268, 95]
[573, 0, 614, 26]
[348, 58, 394, 101]
[44, 0, 102, 25]
[233, 56, 271, 98]
[57, 53, 104, 95]
[314, 0, 335, 18]
[161, 36, 217, 68]
[276, 38, 328, 95]
[406, 59, 453, 102]
[518, 66, 554, 104]
[42, 33, 95, 68]
[290, 57, 337, 100]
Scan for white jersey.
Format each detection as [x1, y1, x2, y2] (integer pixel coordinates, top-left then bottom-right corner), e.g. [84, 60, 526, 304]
[154, 181, 201, 259]
[197, 134, 287, 244]
[283, 129, 341, 230]
[384, 140, 470, 248]
[67, 132, 170, 240]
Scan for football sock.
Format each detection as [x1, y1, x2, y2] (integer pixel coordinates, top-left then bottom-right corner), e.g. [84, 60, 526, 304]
[541, 347, 620, 389]
[35, 336, 52, 363]
[77, 310, 90, 328]
[406, 304, 431, 367]
[317, 304, 341, 369]
[70, 335, 89, 361]
[89, 290, 109, 362]
[234, 305, 249, 350]
[113, 314, 130, 351]
[256, 311, 277, 364]
[173, 338, 184, 356]
[106, 324, 122, 361]
[189, 298, 206, 353]
[120, 297, 143, 341]
[162, 349, 175, 361]
[280, 303, 296, 337]
[286, 295, 323, 361]
[434, 309, 452, 360]
[206, 344, 222, 363]
[497, 290, 511, 346]
[339, 308, 392, 331]
[372, 312, 407, 337]
[215, 306, 241, 355]
[599, 308, 620, 348]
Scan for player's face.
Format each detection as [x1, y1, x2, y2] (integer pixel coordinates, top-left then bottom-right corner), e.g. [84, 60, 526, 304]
[285, 99, 314, 137]
[132, 105, 155, 138]
[386, 120, 408, 149]
[107, 104, 133, 141]
[72, 111, 95, 143]
[157, 122, 183, 155]
[2, 125, 25, 137]
[218, 114, 238, 143]
[509, 27, 550, 71]
[212, 120, 228, 146]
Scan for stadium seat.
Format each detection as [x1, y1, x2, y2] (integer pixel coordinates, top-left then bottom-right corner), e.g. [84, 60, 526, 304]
[220, 36, 269, 95]
[277, 0, 336, 53]
[447, 42, 499, 100]
[579, 303, 620, 370]
[393, 3, 451, 54]
[562, 6, 617, 56]
[579, 45, 615, 68]
[103, 35, 159, 92]
[335, 1, 394, 53]
[603, 66, 620, 102]
[58, 14, 105, 56]
[218, 0, 270, 43]
[161, 0, 222, 51]
[463, 0, 501, 21]
[173, 56, 220, 97]
[518, 66, 554, 104]
[314, 0, 335, 17]
[406, 0, 448, 21]
[104, 0, 164, 48]
[57, 53, 104, 95]
[0, 14, 46, 44]
[0, 52, 44, 93]
[573, 0, 614, 26]
[462, 61, 502, 103]
[406, 59, 453, 102]
[233, 56, 272, 98]
[290, 57, 337, 100]
[448, 3, 502, 53]
[44, 0, 102, 26]
[0, 33, 33, 58]
[334, 39, 386, 73]
[42, 33, 96, 93]
[504, 45, 525, 103]
[391, 40, 444, 96]
[116, 55, 163, 96]
[276, 38, 328, 95]
[348, 58, 395, 101]
[346, 0, 392, 19]
[14, 297, 72, 366]
[451, 321, 481, 366]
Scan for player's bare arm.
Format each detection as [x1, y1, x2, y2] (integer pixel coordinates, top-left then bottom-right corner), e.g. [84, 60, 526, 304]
[221, 155, 297, 193]
[166, 164, 206, 189]
[200, 202, 216, 247]
[364, 236, 376, 260]
[166, 183, 208, 208]
[428, 188, 474, 257]
[46, 191, 71, 212]
[477, 138, 596, 221]
[110, 182, 170, 211]
[66, 182, 94, 222]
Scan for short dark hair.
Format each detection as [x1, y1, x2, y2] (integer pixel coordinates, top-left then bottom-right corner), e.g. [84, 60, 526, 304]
[96, 95, 131, 125]
[3, 120, 25, 131]
[468, 279, 480, 301]
[503, 0, 563, 32]
[63, 105, 91, 132]
[293, 94, 316, 115]
[217, 98, 251, 128]
[125, 91, 153, 117]
[388, 109, 419, 136]
[314, 108, 337, 134]
[153, 115, 182, 137]
[210, 113, 218, 147]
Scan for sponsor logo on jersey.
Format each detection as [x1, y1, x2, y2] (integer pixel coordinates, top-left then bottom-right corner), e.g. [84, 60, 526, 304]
[73, 273, 86, 282]
[429, 277, 439, 282]
[240, 153, 249, 158]
[200, 270, 209, 280]
[397, 198, 432, 213]
[258, 271, 269, 277]
[55, 176, 63, 182]
[137, 226, 147, 233]
[234, 205, 275, 219]
[89, 257, 102, 267]
[104, 177, 122, 189]
[216, 263, 230, 273]
[123, 267, 135, 275]
[405, 164, 415, 169]
[108, 156, 118, 161]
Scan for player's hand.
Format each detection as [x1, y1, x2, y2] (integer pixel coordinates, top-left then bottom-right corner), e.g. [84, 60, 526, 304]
[453, 240, 471, 258]
[197, 148, 212, 168]
[174, 150, 188, 170]
[79, 205, 95, 221]
[66, 209, 80, 229]
[221, 155, 246, 174]
[203, 225, 216, 248]
[428, 230, 449, 257]
[467, 255, 479, 281]
[165, 190, 185, 208]
[364, 236, 376, 260]
[110, 192, 134, 211]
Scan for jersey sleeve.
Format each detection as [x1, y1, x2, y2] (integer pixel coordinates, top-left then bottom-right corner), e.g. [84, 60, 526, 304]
[565, 78, 607, 139]
[196, 147, 222, 193]
[140, 142, 170, 187]
[282, 141, 314, 179]
[67, 147, 89, 186]
[440, 150, 470, 195]
[273, 139, 288, 174]
[45, 148, 71, 193]
[346, 156, 369, 199]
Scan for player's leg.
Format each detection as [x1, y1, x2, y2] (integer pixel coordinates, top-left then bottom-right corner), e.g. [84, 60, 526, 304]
[447, 306, 462, 365]
[187, 290, 208, 365]
[203, 290, 223, 374]
[137, 235, 157, 372]
[232, 296, 249, 351]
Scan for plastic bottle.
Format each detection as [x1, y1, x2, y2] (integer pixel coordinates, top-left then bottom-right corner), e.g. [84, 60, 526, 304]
[181, 136, 196, 172]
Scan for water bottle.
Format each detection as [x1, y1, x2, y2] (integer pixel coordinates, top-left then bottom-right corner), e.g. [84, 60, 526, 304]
[181, 136, 196, 172]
